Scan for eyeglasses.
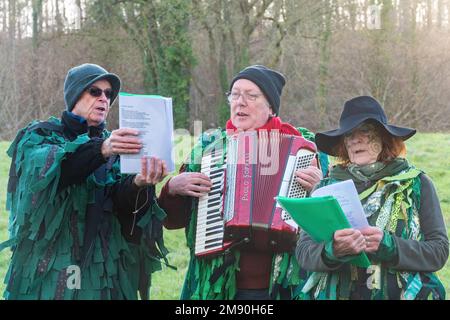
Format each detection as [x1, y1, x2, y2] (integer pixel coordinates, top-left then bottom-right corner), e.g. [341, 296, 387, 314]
[226, 91, 264, 104]
[87, 86, 113, 99]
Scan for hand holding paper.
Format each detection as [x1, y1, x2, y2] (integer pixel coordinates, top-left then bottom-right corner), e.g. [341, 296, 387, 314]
[333, 228, 367, 258]
[276, 180, 371, 267]
[101, 128, 142, 158]
[361, 226, 384, 253]
[119, 92, 175, 174]
[134, 156, 169, 187]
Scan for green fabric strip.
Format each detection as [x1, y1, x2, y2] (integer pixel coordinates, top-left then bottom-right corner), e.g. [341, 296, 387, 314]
[3, 118, 167, 300]
[299, 165, 444, 300]
[181, 127, 322, 300]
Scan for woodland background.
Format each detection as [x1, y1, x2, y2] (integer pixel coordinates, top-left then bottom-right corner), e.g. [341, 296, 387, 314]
[1, 0, 450, 138]
[1, 0, 450, 300]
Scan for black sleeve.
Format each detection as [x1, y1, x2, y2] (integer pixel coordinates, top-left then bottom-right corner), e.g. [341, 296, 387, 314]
[112, 175, 156, 214]
[390, 174, 449, 272]
[112, 175, 156, 244]
[58, 137, 107, 190]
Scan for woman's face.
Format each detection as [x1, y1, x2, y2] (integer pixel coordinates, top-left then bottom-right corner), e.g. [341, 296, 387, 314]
[344, 122, 383, 165]
[229, 79, 274, 131]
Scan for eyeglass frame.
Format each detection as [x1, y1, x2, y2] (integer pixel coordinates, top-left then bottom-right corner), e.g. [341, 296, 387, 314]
[86, 86, 113, 100]
[225, 91, 265, 104]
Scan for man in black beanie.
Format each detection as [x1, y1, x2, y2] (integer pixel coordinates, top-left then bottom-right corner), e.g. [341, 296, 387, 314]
[229, 65, 285, 116]
[3, 63, 169, 300]
[158, 64, 328, 300]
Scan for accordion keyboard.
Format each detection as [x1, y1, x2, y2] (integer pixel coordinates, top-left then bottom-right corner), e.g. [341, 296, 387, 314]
[195, 150, 227, 256]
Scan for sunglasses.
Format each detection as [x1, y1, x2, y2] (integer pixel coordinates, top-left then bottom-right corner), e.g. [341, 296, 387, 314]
[87, 86, 113, 99]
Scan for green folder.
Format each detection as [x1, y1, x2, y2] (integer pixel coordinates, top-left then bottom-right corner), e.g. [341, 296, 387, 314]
[277, 196, 371, 268]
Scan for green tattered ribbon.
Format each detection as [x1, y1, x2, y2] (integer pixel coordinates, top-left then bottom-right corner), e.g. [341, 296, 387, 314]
[359, 168, 422, 200]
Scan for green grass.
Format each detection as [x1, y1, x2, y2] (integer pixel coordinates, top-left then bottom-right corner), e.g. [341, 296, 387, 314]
[0, 142, 11, 299]
[0, 133, 449, 299]
[406, 133, 450, 288]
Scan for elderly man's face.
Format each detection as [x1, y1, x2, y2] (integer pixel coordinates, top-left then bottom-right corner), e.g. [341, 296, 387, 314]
[72, 79, 111, 127]
[229, 79, 274, 131]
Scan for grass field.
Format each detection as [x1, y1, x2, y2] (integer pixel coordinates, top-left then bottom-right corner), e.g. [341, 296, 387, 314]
[0, 133, 449, 300]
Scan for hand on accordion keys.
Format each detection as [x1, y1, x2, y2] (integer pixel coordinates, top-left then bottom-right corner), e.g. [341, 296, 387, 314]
[293, 157, 323, 192]
[168, 172, 212, 197]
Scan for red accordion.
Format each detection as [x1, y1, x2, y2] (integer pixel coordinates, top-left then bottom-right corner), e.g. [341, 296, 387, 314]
[194, 131, 317, 257]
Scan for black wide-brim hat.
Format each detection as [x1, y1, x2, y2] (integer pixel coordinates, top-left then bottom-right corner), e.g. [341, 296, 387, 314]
[316, 96, 416, 156]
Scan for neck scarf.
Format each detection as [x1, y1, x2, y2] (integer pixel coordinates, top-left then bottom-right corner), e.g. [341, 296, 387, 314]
[61, 111, 105, 140]
[225, 116, 301, 136]
[330, 158, 409, 183]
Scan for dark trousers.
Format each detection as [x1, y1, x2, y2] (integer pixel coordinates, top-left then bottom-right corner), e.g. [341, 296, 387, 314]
[234, 289, 271, 300]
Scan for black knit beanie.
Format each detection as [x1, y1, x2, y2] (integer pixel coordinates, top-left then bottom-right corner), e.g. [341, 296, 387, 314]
[229, 65, 286, 115]
[64, 63, 121, 111]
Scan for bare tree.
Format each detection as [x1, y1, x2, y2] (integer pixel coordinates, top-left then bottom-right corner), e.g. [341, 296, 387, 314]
[1, 0, 450, 139]
[0, 0, 6, 32]
[190, 0, 281, 127]
[75, 0, 83, 29]
[315, 0, 334, 128]
[31, 0, 43, 118]
[54, 0, 64, 34]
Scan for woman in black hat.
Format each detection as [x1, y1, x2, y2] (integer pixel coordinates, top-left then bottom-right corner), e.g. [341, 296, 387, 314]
[295, 95, 448, 300]
[158, 65, 328, 300]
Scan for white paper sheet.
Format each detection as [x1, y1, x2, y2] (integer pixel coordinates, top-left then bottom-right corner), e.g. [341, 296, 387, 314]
[119, 92, 175, 174]
[311, 179, 369, 229]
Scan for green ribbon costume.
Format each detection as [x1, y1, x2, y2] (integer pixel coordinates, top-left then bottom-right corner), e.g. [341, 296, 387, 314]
[1, 117, 168, 300]
[179, 127, 328, 300]
[297, 162, 446, 300]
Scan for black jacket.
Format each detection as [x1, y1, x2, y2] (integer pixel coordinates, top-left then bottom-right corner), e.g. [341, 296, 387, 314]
[58, 111, 154, 248]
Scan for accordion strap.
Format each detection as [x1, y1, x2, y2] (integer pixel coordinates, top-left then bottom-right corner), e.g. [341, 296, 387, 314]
[209, 251, 235, 285]
[209, 237, 250, 285]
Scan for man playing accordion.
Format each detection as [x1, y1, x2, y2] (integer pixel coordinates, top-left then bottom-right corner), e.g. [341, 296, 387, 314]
[158, 65, 328, 300]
